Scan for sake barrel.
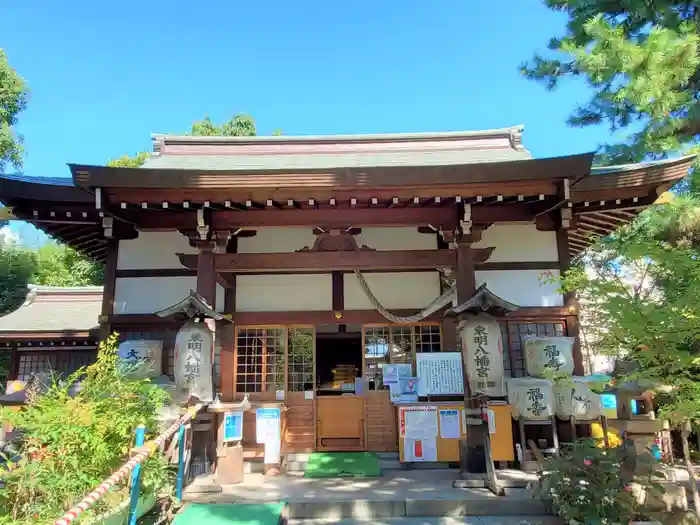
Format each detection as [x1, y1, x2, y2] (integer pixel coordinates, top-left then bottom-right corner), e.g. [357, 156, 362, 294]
[554, 377, 602, 420]
[117, 340, 163, 380]
[507, 377, 555, 420]
[523, 336, 575, 377]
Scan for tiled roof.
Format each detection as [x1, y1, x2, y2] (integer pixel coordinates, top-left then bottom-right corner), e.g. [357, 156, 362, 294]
[141, 126, 532, 171]
[0, 285, 103, 334]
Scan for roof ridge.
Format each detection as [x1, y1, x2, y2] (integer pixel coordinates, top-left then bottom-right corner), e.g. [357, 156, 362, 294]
[28, 284, 104, 294]
[150, 125, 527, 146]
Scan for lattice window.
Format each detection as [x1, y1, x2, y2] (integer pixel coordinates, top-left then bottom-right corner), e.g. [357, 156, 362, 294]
[16, 350, 97, 381]
[389, 326, 412, 365]
[414, 325, 441, 353]
[288, 328, 314, 392]
[502, 321, 566, 378]
[363, 324, 442, 384]
[235, 328, 285, 393]
[363, 326, 390, 385]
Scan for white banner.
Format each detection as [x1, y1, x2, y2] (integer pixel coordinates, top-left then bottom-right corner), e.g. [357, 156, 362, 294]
[458, 314, 505, 397]
[174, 320, 214, 403]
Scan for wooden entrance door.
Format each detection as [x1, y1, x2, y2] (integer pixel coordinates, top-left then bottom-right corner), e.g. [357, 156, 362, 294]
[316, 396, 366, 451]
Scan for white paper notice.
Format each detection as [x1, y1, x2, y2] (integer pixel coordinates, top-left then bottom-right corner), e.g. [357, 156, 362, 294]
[404, 437, 438, 462]
[416, 352, 464, 396]
[487, 409, 496, 435]
[264, 436, 281, 464]
[275, 390, 285, 401]
[403, 406, 438, 440]
[304, 390, 314, 400]
[438, 409, 461, 439]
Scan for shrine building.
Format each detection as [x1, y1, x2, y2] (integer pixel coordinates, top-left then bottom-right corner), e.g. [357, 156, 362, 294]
[0, 126, 691, 467]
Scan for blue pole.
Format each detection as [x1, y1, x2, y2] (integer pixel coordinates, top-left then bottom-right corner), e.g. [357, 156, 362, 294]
[127, 425, 146, 525]
[176, 423, 186, 502]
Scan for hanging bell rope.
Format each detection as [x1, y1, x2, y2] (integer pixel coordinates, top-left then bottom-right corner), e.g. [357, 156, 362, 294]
[353, 269, 456, 323]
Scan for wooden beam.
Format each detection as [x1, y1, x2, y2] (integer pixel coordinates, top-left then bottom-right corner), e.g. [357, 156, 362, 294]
[105, 305, 572, 327]
[232, 309, 446, 325]
[176, 249, 457, 272]
[134, 204, 538, 230]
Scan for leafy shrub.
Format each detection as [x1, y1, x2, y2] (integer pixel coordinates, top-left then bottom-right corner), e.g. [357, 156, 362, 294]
[0, 333, 171, 524]
[533, 438, 663, 524]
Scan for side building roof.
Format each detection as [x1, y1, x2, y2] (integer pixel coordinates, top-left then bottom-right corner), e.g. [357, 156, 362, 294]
[0, 285, 103, 340]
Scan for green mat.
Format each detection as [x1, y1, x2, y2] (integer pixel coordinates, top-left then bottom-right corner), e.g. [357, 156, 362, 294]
[303, 452, 381, 478]
[174, 503, 286, 525]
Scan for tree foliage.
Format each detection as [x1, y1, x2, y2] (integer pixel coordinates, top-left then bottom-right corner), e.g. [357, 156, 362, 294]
[0, 240, 103, 316]
[109, 113, 263, 168]
[106, 151, 150, 168]
[0, 49, 28, 172]
[522, 1, 700, 163]
[0, 334, 171, 524]
[564, 197, 700, 425]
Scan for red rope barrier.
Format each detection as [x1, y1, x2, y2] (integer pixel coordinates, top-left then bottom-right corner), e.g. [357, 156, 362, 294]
[54, 405, 203, 525]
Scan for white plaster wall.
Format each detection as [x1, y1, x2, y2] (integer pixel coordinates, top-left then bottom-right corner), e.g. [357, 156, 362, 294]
[238, 227, 317, 253]
[344, 272, 441, 310]
[114, 277, 225, 314]
[475, 269, 563, 307]
[117, 231, 196, 270]
[236, 274, 332, 311]
[355, 227, 436, 251]
[472, 223, 559, 262]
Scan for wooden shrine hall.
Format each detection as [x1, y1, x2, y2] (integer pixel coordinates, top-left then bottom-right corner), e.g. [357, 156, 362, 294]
[0, 125, 693, 465]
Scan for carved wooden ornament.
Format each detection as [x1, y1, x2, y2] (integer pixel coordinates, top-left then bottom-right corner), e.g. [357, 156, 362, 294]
[297, 229, 375, 252]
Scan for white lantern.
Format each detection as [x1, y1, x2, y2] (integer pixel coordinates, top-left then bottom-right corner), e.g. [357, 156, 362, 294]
[174, 320, 214, 403]
[458, 313, 506, 397]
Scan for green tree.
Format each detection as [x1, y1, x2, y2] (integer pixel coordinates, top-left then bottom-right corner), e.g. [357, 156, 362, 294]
[522, 1, 700, 163]
[106, 151, 149, 168]
[109, 113, 265, 167]
[32, 242, 103, 287]
[563, 202, 700, 515]
[0, 238, 35, 316]
[0, 50, 28, 171]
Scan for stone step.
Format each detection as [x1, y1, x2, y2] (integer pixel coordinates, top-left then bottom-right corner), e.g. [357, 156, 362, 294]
[285, 496, 550, 520]
[289, 518, 562, 525]
[186, 491, 550, 519]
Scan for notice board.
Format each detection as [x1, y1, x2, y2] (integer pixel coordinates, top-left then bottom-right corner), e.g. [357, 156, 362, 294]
[398, 402, 514, 463]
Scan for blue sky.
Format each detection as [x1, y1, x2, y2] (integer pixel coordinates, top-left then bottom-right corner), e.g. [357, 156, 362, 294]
[2, 0, 615, 245]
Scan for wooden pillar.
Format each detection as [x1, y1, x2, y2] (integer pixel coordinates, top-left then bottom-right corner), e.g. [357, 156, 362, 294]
[332, 271, 345, 332]
[99, 239, 119, 341]
[196, 242, 217, 306]
[456, 237, 486, 474]
[556, 227, 584, 375]
[220, 237, 237, 401]
[7, 343, 19, 383]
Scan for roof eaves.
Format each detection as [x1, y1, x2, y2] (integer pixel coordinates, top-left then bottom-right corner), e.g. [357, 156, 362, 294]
[590, 154, 697, 175]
